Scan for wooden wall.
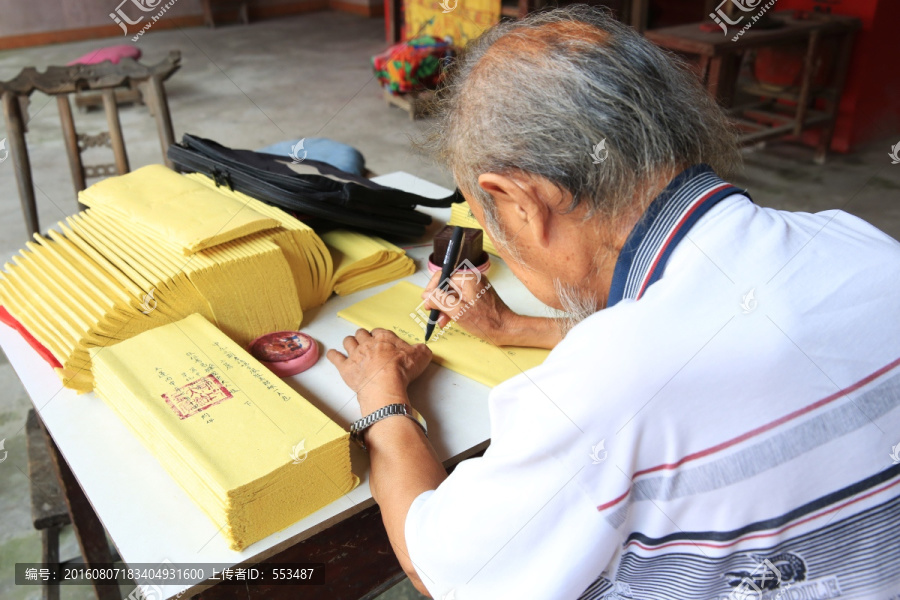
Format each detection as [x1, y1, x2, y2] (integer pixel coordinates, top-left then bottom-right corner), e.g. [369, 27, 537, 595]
[0, 0, 381, 50]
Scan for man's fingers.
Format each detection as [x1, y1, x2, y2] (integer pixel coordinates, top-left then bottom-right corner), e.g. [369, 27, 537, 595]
[343, 335, 359, 353]
[423, 270, 442, 295]
[326, 348, 347, 367]
[438, 314, 450, 328]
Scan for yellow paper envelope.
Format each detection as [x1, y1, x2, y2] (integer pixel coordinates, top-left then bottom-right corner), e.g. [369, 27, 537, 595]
[337, 281, 549, 387]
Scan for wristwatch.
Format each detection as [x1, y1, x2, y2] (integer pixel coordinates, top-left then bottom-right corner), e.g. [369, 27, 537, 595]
[350, 403, 427, 452]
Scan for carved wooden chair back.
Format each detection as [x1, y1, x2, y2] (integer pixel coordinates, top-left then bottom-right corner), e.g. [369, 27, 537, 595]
[0, 51, 181, 236]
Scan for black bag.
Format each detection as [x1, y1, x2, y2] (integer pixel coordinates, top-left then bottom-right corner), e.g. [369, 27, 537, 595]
[167, 134, 460, 239]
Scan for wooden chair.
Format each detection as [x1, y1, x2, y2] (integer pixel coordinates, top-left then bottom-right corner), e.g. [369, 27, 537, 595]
[0, 51, 181, 237]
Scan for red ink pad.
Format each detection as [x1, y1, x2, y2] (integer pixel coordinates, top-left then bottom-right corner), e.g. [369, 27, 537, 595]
[248, 331, 319, 377]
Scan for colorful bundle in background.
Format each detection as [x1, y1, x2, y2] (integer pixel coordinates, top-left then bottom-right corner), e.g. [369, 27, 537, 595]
[372, 36, 453, 95]
[0, 165, 333, 393]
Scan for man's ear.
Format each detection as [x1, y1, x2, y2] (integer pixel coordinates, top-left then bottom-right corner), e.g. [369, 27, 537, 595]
[477, 173, 552, 247]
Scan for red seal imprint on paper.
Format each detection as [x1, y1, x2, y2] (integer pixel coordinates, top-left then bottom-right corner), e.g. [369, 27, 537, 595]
[162, 374, 232, 420]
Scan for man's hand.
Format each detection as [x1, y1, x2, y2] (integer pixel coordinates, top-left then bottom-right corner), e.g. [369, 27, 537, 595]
[422, 271, 513, 344]
[422, 271, 564, 349]
[327, 328, 445, 597]
[326, 328, 432, 414]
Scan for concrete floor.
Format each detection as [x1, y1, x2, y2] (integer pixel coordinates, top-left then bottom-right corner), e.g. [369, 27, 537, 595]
[0, 10, 898, 600]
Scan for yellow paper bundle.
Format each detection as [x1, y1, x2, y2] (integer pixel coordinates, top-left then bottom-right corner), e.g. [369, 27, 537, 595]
[338, 281, 549, 387]
[91, 314, 358, 551]
[184, 172, 333, 310]
[322, 230, 415, 296]
[0, 165, 333, 392]
[448, 202, 499, 256]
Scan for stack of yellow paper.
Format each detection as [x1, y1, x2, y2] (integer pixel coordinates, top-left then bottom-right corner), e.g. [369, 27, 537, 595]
[338, 281, 549, 387]
[184, 172, 333, 310]
[322, 230, 415, 296]
[448, 202, 499, 256]
[91, 314, 358, 551]
[0, 165, 333, 392]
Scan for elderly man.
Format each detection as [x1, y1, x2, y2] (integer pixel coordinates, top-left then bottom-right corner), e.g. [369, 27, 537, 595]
[327, 5, 900, 599]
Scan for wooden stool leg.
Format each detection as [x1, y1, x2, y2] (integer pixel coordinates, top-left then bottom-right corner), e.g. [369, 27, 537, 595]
[37, 416, 121, 600]
[143, 76, 175, 168]
[2, 91, 39, 236]
[42, 527, 61, 600]
[102, 89, 130, 175]
[57, 95, 88, 211]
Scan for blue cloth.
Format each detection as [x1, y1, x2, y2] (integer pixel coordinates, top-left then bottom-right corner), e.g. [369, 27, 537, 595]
[257, 138, 366, 176]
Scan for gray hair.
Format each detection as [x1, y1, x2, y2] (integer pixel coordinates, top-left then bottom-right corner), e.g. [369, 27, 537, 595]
[424, 4, 741, 247]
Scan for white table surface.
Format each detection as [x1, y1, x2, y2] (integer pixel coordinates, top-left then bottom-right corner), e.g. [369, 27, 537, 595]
[0, 172, 549, 599]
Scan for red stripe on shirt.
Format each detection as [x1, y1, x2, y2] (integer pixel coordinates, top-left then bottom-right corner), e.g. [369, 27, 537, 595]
[597, 356, 900, 512]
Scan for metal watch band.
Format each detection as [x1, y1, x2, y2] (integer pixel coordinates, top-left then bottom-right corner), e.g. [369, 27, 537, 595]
[349, 403, 427, 452]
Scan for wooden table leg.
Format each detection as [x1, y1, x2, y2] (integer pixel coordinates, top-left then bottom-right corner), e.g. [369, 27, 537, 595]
[630, 0, 648, 33]
[793, 30, 820, 137]
[815, 29, 855, 164]
[37, 415, 121, 600]
[2, 91, 39, 236]
[195, 504, 405, 600]
[43, 528, 62, 600]
[706, 53, 741, 108]
[202, 0, 215, 27]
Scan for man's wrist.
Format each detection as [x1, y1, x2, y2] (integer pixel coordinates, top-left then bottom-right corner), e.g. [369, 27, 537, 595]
[501, 313, 561, 349]
[357, 373, 409, 414]
[363, 411, 428, 450]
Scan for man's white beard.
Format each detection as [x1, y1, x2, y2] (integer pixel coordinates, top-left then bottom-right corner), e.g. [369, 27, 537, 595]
[554, 279, 601, 336]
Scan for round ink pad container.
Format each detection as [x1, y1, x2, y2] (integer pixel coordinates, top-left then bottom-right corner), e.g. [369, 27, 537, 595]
[249, 331, 319, 377]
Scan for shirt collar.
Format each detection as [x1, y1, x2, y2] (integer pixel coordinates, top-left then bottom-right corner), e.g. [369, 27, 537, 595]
[607, 164, 748, 307]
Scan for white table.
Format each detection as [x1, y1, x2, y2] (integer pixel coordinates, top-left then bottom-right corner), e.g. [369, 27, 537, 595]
[0, 172, 548, 599]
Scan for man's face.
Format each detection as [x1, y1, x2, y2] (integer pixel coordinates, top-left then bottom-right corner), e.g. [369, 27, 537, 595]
[465, 192, 569, 311]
